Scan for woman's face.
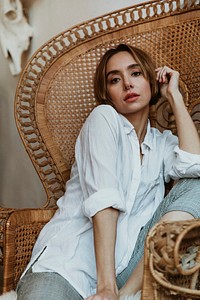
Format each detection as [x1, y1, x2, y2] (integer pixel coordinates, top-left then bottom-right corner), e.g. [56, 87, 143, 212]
[106, 51, 152, 118]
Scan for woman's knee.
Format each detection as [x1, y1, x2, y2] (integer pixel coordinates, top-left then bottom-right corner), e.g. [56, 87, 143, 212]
[160, 210, 194, 222]
[164, 178, 200, 219]
[17, 271, 83, 300]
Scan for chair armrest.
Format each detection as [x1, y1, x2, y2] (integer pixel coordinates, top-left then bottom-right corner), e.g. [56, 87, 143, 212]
[0, 208, 16, 265]
[2, 208, 56, 293]
[142, 219, 200, 299]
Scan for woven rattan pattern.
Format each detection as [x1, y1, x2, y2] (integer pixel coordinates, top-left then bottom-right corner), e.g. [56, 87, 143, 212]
[46, 19, 200, 172]
[46, 54, 97, 169]
[0, 0, 197, 296]
[15, 0, 200, 208]
[2, 208, 56, 293]
[145, 220, 200, 299]
[14, 223, 45, 288]
[0, 209, 15, 266]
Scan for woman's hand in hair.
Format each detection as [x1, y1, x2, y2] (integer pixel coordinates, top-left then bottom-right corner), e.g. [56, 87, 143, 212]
[155, 66, 182, 106]
[156, 66, 200, 154]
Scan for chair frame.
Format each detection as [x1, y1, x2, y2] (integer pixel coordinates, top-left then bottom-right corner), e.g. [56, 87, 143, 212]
[0, 0, 200, 297]
[14, 0, 200, 207]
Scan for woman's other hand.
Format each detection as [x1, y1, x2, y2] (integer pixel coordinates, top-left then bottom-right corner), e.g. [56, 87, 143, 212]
[156, 66, 181, 105]
[85, 288, 119, 300]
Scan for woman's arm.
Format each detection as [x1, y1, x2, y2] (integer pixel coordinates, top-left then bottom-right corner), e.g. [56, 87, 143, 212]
[85, 207, 119, 300]
[156, 66, 200, 154]
[76, 107, 126, 300]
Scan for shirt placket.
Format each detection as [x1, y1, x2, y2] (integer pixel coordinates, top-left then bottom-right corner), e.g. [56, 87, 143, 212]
[126, 130, 142, 213]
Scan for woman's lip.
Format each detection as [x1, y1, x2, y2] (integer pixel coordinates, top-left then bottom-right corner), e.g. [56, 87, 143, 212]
[124, 93, 140, 102]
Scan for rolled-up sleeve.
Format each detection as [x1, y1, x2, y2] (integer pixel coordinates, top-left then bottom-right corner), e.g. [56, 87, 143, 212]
[83, 188, 126, 219]
[75, 106, 126, 219]
[164, 130, 200, 181]
[169, 146, 200, 179]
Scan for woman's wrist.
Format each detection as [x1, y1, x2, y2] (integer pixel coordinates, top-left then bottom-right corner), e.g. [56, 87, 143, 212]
[167, 90, 185, 109]
[97, 276, 118, 293]
[97, 283, 118, 297]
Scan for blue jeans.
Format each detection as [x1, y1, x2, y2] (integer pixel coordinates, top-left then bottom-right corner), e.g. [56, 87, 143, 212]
[17, 178, 200, 299]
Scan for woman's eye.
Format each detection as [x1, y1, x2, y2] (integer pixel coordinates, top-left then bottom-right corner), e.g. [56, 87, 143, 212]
[110, 77, 120, 84]
[131, 71, 141, 76]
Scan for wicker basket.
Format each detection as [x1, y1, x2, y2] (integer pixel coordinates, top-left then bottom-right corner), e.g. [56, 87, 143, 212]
[143, 219, 200, 299]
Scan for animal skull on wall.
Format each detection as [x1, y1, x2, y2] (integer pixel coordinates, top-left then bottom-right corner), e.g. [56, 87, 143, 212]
[0, 0, 33, 76]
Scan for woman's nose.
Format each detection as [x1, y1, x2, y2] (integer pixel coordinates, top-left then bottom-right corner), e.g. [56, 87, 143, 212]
[124, 81, 133, 90]
[124, 75, 133, 90]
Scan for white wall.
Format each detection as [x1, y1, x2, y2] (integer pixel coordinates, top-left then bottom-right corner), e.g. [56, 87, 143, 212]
[0, 0, 146, 208]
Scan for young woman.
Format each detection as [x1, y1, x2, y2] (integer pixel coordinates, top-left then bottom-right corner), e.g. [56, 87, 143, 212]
[15, 44, 200, 300]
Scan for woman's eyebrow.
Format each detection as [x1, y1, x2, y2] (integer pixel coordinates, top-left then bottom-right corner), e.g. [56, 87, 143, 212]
[128, 63, 140, 70]
[106, 63, 140, 78]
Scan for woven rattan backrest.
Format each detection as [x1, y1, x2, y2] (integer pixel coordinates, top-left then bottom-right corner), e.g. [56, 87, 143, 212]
[15, 0, 200, 207]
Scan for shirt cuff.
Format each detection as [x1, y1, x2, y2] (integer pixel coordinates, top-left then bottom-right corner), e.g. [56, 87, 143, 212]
[83, 188, 126, 220]
[173, 146, 200, 176]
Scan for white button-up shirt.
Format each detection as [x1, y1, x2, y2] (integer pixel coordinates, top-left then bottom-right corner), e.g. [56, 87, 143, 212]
[24, 105, 200, 298]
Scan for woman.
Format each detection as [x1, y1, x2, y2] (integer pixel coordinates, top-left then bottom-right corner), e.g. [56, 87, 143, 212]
[14, 44, 200, 300]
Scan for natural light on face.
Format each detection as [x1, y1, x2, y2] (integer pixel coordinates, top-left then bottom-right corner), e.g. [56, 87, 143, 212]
[106, 51, 151, 120]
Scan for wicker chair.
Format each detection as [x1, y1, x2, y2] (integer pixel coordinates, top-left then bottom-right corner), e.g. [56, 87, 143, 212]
[0, 0, 200, 298]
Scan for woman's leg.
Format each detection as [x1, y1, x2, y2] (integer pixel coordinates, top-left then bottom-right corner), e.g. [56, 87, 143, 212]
[117, 178, 200, 296]
[17, 269, 83, 300]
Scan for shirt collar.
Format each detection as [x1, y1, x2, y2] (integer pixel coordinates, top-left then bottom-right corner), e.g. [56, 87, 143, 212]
[119, 114, 153, 150]
[142, 122, 153, 150]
